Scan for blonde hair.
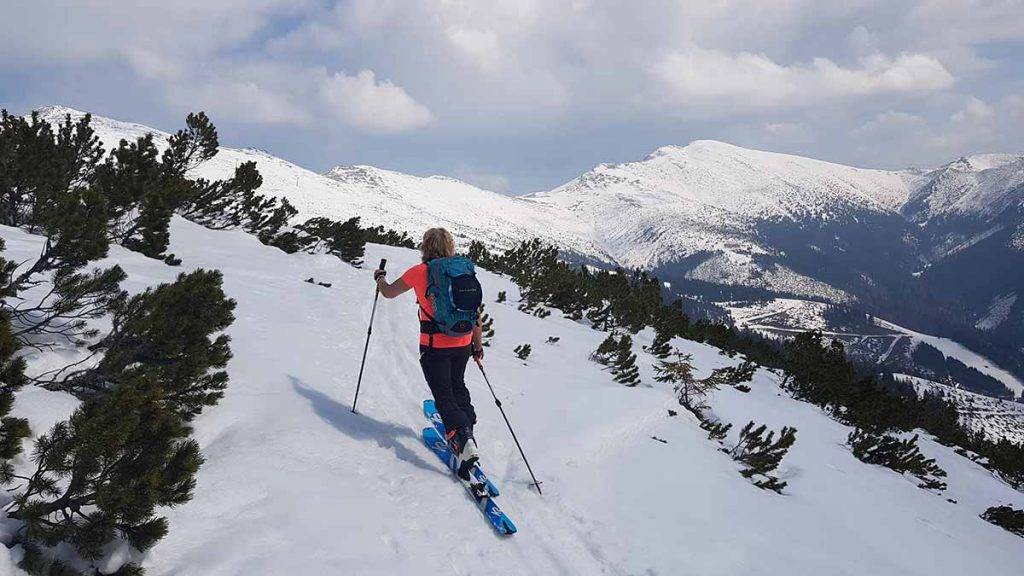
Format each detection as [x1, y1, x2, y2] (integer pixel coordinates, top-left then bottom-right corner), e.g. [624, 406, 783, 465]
[420, 227, 456, 262]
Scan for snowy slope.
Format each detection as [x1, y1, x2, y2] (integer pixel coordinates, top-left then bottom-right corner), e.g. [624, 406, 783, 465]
[3, 220, 1024, 575]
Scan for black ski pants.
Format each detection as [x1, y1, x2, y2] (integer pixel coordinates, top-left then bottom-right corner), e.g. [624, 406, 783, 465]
[420, 345, 476, 433]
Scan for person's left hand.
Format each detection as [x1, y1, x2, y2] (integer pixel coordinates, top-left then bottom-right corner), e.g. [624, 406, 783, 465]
[472, 346, 485, 361]
[374, 269, 387, 281]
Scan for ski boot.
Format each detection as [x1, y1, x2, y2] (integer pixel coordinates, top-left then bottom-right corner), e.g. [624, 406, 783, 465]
[446, 426, 485, 496]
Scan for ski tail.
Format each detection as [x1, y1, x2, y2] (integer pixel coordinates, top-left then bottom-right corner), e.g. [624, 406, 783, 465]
[422, 399, 500, 497]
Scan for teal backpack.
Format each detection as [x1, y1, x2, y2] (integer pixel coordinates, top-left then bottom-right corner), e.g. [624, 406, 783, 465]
[421, 256, 483, 338]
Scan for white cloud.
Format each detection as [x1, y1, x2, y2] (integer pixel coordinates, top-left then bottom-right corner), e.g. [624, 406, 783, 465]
[1004, 94, 1024, 123]
[929, 96, 996, 152]
[446, 27, 504, 73]
[186, 80, 312, 126]
[652, 46, 954, 113]
[452, 166, 512, 193]
[762, 122, 814, 143]
[852, 110, 928, 138]
[851, 95, 1021, 166]
[319, 70, 434, 134]
[950, 96, 995, 125]
[844, 26, 879, 57]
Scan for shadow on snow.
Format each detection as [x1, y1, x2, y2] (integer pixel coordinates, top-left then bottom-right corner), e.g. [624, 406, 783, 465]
[289, 375, 440, 475]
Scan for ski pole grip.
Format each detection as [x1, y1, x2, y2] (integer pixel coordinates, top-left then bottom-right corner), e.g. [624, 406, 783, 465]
[378, 258, 387, 271]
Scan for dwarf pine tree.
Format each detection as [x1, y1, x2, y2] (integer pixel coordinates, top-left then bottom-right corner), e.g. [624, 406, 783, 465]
[0, 305, 30, 470]
[95, 133, 174, 258]
[655, 352, 709, 410]
[612, 334, 641, 387]
[162, 112, 219, 175]
[0, 113, 128, 350]
[514, 344, 532, 360]
[295, 216, 366, 266]
[713, 360, 757, 387]
[730, 421, 797, 493]
[700, 419, 732, 442]
[591, 332, 619, 365]
[4, 270, 234, 572]
[981, 505, 1024, 538]
[0, 110, 104, 231]
[479, 304, 495, 347]
[7, 374, 201, 570]
[364, 225, 416, 249]
[496, 290, 506, 303]
[847, 429, 947, 491]
[62, 270, 235, 420]
[645, 327, 672, 359]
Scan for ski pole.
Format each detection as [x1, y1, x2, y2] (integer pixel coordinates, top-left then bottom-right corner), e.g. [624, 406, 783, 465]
[352, 258, 386, 413]
[474, 358, 543, 495]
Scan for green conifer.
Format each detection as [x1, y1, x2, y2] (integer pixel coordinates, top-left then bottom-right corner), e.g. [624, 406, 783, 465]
[646, 328, 672, 359]
[479, 304, 494, 347]
[612, 334, 641, 387]
[514, 344, 532, 360]
[731, 421, 797, 493]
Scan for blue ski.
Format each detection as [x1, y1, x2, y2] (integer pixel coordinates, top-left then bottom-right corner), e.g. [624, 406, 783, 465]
[422, 399, 500, 497]
[422, 426, 517, 535]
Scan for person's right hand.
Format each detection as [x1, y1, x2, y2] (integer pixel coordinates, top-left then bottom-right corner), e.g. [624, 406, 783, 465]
[374, 269, 387, 281]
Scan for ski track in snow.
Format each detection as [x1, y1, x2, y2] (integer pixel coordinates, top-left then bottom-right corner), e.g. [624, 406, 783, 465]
[1, 220, 1023, 575]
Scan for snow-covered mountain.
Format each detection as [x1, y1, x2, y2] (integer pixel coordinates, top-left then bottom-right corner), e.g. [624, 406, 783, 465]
[2, 218, 1023, 575]
[32, 106, 1024, 393]
[530, 140, 921, 266]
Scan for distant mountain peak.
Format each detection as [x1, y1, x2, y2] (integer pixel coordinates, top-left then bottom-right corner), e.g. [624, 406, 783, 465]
[946, 154, 1023, 173]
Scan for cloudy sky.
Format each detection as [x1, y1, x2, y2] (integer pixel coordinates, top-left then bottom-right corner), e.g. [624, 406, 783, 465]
[2, 0, 1022, 193]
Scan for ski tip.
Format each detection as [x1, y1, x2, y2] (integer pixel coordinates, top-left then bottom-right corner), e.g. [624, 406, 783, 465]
[423, 398, 436, 415]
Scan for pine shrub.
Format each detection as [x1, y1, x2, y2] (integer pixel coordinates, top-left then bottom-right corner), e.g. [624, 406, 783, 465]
[700, 419, 733, 442]
[514, 344, 532, 361]
[294, 216, 366, 267]
[731, 421, 797, 493]
[611, 335, 641, 387]
[645, 328, 672, 359]
[0, 300, 30, 471]
[847, 429, 947, 491]
[655, 352, 723, 411]
[479, 304, 494, 347]
[590, 333, 619, 365]
[980, 505, 1024, 538]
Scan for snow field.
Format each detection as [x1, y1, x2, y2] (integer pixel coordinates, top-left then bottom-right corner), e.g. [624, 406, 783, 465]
[1, 219, 1022, 574]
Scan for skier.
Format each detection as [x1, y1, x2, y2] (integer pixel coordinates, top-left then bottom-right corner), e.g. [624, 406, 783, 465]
[374, 227, 485, 476]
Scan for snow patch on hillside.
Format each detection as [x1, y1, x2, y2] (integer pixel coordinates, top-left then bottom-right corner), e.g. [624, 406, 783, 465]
[1011, 223, 1024, 251]
[875, 318, 1024, 398]
[976, 294, 1018, 331]
[900, 373, 1024, 445]
[688, 256, 855, 303]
